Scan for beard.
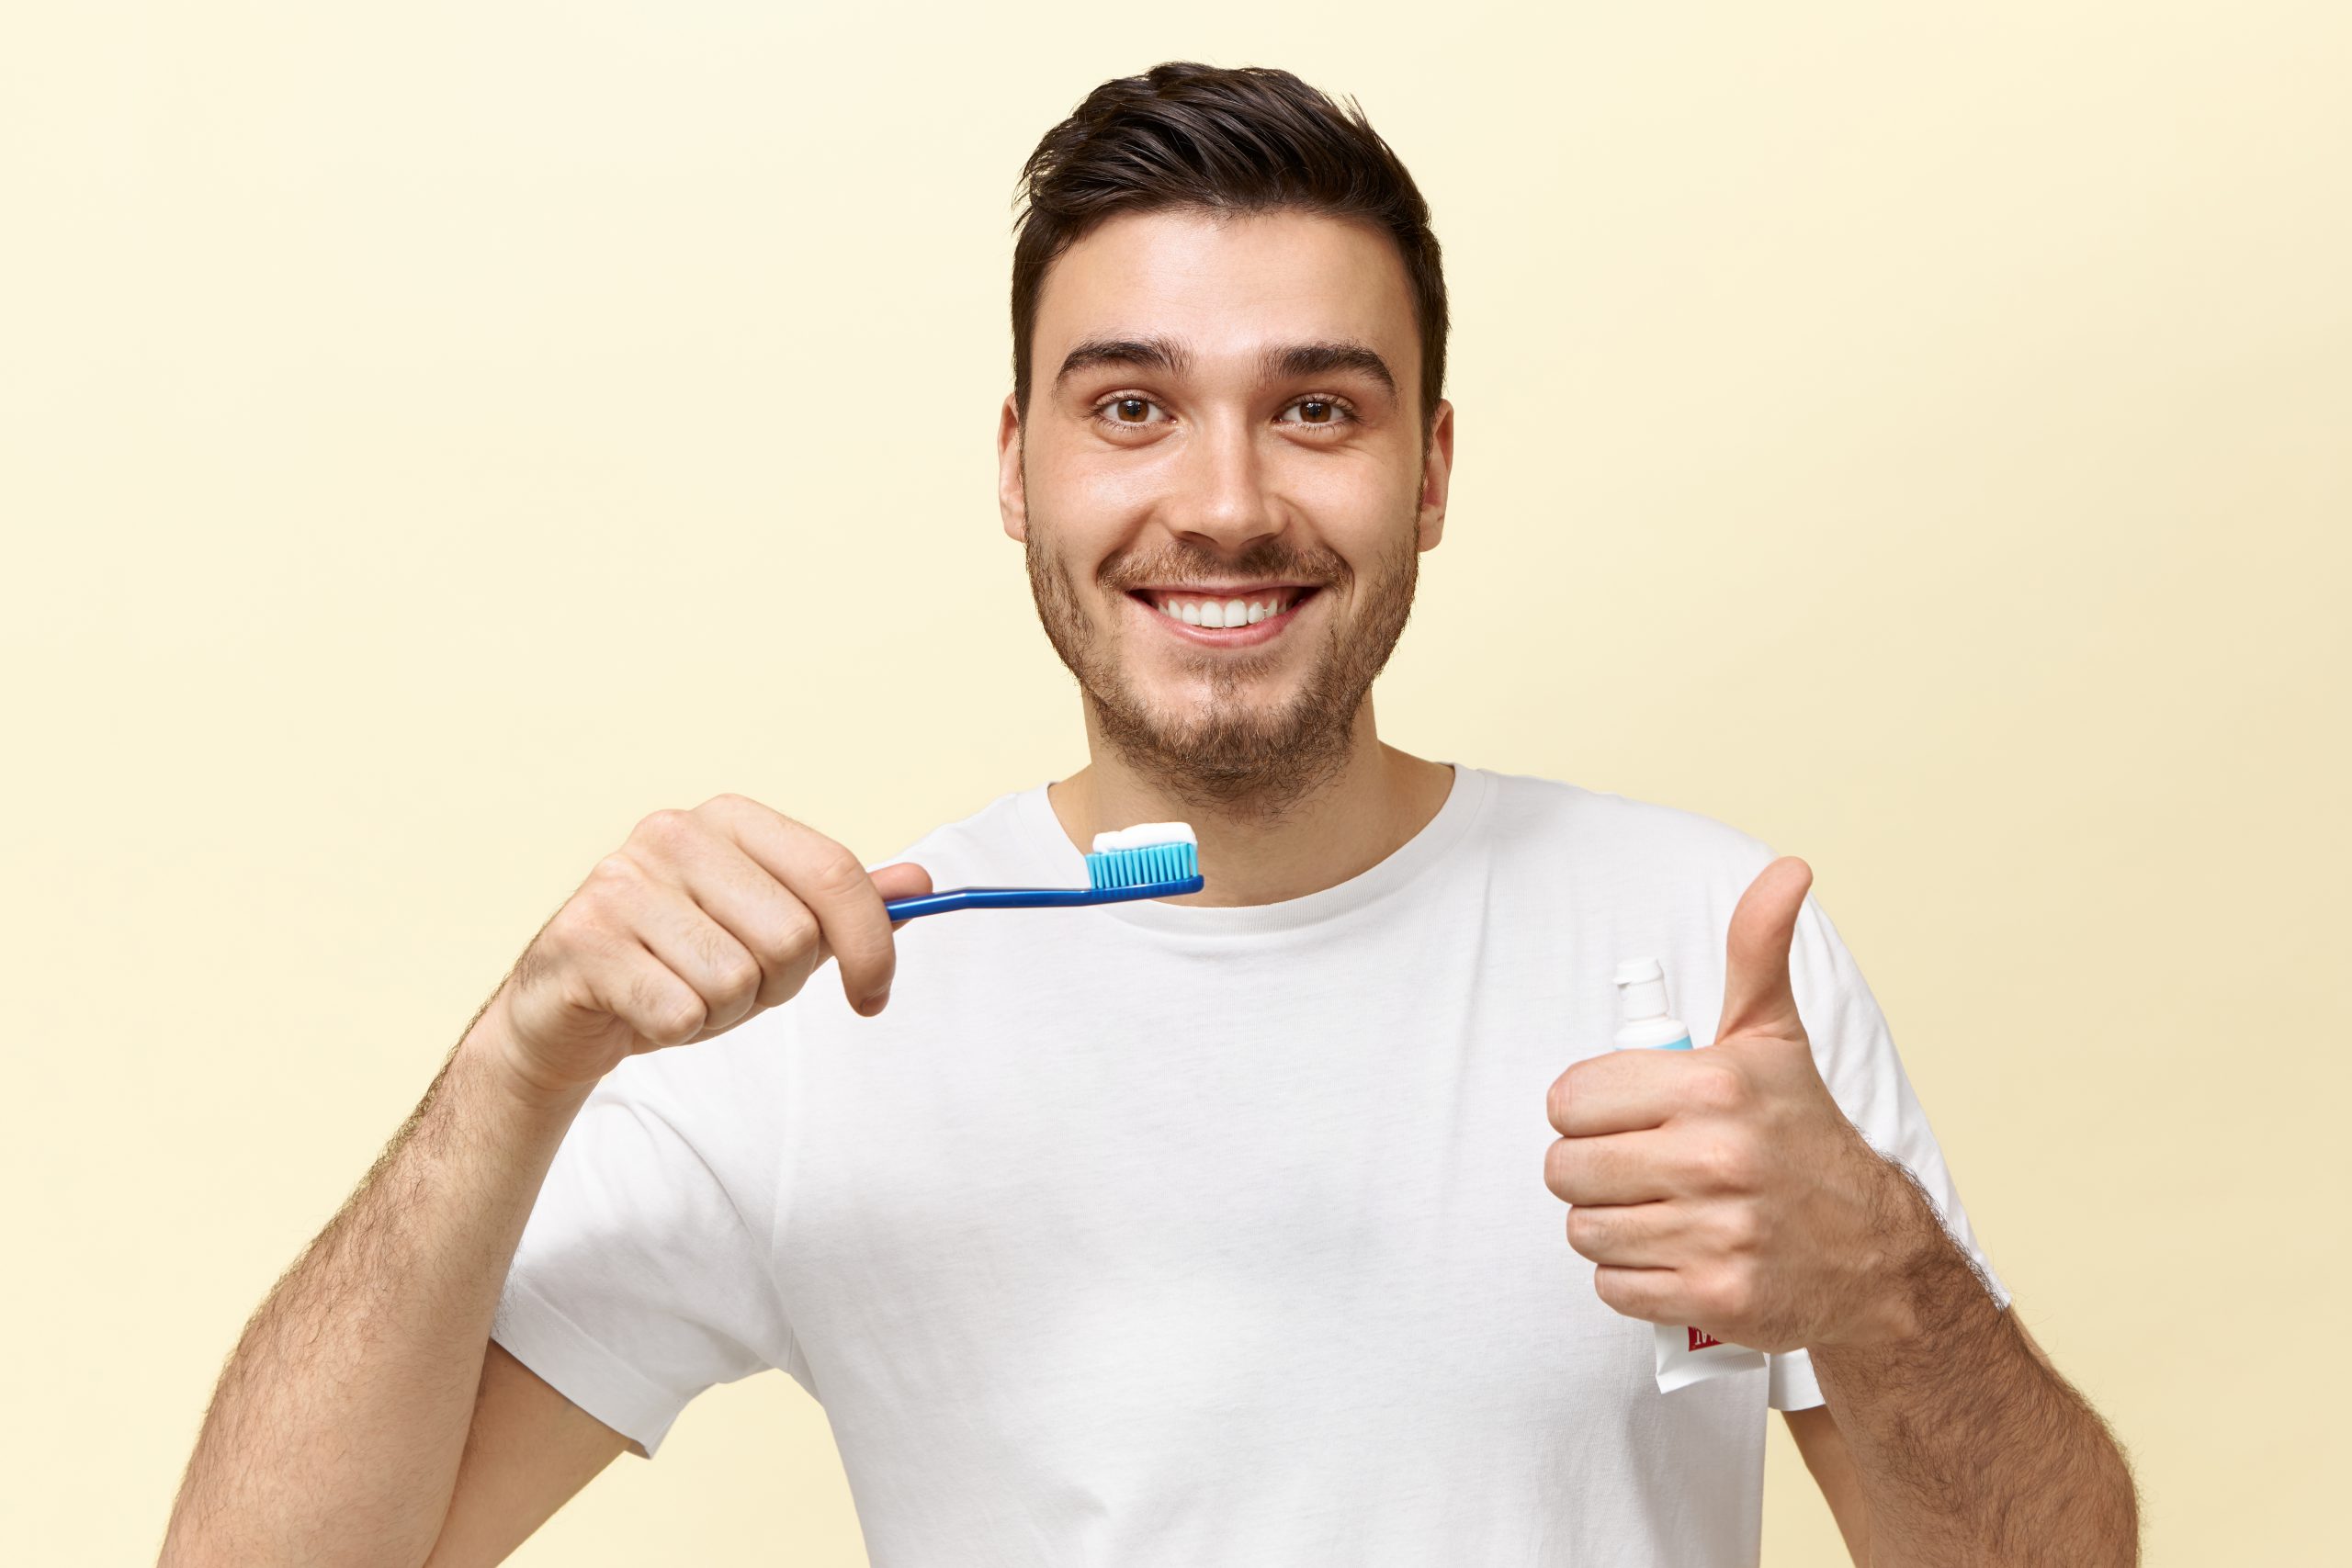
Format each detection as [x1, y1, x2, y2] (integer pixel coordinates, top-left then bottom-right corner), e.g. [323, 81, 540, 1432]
[1023, 490, 1421, 824]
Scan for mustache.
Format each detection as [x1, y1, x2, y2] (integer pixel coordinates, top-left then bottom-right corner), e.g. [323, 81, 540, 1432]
[1097, 544, 1350, 593]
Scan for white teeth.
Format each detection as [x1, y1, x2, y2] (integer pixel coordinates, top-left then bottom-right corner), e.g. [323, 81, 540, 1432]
[1148, 590, 1299, 626]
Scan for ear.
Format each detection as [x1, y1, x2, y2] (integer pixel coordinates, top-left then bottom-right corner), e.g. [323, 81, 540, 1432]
[1416, 398, 1455, 551]
[997, 392, 1028, 544]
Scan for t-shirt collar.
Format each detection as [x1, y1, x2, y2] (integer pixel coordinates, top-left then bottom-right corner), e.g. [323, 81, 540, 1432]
[1012, 761, 1492, 937]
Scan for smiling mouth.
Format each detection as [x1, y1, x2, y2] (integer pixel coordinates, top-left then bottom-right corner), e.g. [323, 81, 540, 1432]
[1126, 585, 1321, 629]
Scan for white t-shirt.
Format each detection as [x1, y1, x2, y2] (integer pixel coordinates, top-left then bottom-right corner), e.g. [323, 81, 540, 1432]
[492, 764, 2008, 1565]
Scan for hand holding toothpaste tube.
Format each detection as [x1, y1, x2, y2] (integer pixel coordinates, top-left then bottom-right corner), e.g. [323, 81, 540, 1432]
[1543, 857, 1941, 1358]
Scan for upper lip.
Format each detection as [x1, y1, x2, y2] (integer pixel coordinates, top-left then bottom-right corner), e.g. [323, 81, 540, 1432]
[1126, 582, 1317, 595]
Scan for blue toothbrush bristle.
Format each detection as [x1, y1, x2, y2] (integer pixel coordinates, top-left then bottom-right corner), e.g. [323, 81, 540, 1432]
[1084, 838, 1199, 890]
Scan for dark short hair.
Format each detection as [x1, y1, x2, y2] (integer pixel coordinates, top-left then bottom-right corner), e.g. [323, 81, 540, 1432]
[1012, 62, 1448, 430]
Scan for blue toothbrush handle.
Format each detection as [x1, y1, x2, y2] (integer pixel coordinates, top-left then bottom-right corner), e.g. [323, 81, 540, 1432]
[885, 875, 1204, 922]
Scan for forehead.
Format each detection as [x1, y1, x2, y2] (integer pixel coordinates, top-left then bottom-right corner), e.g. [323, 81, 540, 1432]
[1033, 208, 1419, 382]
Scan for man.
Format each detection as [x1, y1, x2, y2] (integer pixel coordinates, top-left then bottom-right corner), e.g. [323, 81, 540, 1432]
[164, 62, 2137, 1566]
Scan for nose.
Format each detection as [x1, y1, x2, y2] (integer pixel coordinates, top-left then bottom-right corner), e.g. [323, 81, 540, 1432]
[1160, 413, 1281, 555]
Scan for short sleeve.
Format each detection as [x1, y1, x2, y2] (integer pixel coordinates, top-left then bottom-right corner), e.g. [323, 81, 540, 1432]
[1759, 876, 2012, 1412]
[490, 1032, 791, 1457]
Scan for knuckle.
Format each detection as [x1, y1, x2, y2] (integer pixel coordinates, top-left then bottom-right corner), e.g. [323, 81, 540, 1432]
[572, 894, 632, 942]
[754, 947, 817, 1005]
[1690, 1062, 1747, 1114]
[1566, 1205, 1605, 1254]
[1696, 1134, 1759, 1193]
[635, 807, 692, 849]
[1545, 1070, 1575, 1132]
[805, 843, 872, 906]
[582, 908, 641, 964]
[689, 921, 747, 983]
[1703, 1267, 1757, 1324]
[713, 953, 763, 1001]
[1715, 1201, 1764, 1254]
[565, 886, 632, 950]
[634, 974, 706, 1044]
[1724, 1134, 1764, 1190]
[549, 960, 605, 1021]
[533, 904, 593, 964]
[1543, 1138, 1572, 1198]
[765, 901, 820, 960]
[740, 925, 792, 977]
[590, 852, 639, 888]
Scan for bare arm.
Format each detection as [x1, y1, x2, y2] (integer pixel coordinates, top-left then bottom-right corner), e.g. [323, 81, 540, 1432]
[1805, 1188, 2140, 1566]
[1784, 1404, 1871, 1564]
[419, 1343, 630, 1567]
[1549, 859, 2137, 1564]
[160, 795, 931, 1568]
[160, 1002, 602, 1568]
[1785, 1310, 2084, 1566]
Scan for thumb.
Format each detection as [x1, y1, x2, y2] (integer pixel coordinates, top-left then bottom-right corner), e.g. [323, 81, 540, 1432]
[870, 861, 933, 920]
[1718, 855, 1813, 1043]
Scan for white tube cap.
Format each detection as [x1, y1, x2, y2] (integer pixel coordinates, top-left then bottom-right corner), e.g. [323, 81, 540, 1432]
[1613, 955, 1669, 1023]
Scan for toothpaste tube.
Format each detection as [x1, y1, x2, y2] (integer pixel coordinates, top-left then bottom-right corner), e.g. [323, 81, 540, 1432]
[1611, 955, 1769, 1393]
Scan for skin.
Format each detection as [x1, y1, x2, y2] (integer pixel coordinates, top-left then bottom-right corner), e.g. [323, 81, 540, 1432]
[1545, 855, 2141, 1562]
[161, 805, 933, 1567]
[1017, 209, 2138, 1562]
[997, 207, 1459, 897]
[161, 204, 2137, 1566]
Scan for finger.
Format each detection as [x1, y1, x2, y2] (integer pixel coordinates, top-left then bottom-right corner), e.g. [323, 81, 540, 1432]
[1566, 1201, 1684, 1268]
[1719, 854, 1812, 1042]
[582, 927, 725, 1050]
[621, 874, 771, 1037]
[709, 801, 900, 1014]
[1544, 1128, 1681, 1205]
[1546, 1050, 1693, 1137]
[627, 817, 829, 1014]
[1591, 1264, 1691, 1326]
[870, 861, 933, 931]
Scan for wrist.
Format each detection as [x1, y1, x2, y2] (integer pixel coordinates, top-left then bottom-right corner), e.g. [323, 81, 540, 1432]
[1818, 1154, 1986, 1353]
[457, 998, 599, 1121]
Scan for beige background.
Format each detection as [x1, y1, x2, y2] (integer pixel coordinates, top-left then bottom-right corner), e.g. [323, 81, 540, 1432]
[6, 3, 2346, 1562]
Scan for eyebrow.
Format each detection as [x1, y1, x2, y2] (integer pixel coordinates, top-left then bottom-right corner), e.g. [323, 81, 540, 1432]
[1261, 340, 1396, 395]
[1055, 335, 1192, 386]
[1051, 334, 1398, 397]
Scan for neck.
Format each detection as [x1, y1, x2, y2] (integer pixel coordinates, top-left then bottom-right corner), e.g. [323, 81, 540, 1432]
[1046, 698, 1456, 908]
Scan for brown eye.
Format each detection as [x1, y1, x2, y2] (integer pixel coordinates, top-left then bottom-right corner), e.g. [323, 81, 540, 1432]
[1115, 398, 1150, 423]
[1280, 398, 1346, 427]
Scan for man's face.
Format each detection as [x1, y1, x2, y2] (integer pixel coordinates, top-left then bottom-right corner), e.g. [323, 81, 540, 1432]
[999, 207, 1454, 811]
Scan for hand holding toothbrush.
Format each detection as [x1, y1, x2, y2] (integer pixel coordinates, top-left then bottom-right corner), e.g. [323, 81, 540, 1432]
[1542, 858, 1957, 1356]
[469, 795, 933, 1108]
[464, 799, 1197, 1110]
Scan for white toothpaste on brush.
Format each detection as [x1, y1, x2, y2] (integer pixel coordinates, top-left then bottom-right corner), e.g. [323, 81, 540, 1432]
[1611, 956, 1769, 1393]
[1090, 821, 1198, 853]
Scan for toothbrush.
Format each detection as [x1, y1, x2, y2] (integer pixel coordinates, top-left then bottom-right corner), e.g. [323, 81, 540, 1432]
[881, 821, 1203, 921]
